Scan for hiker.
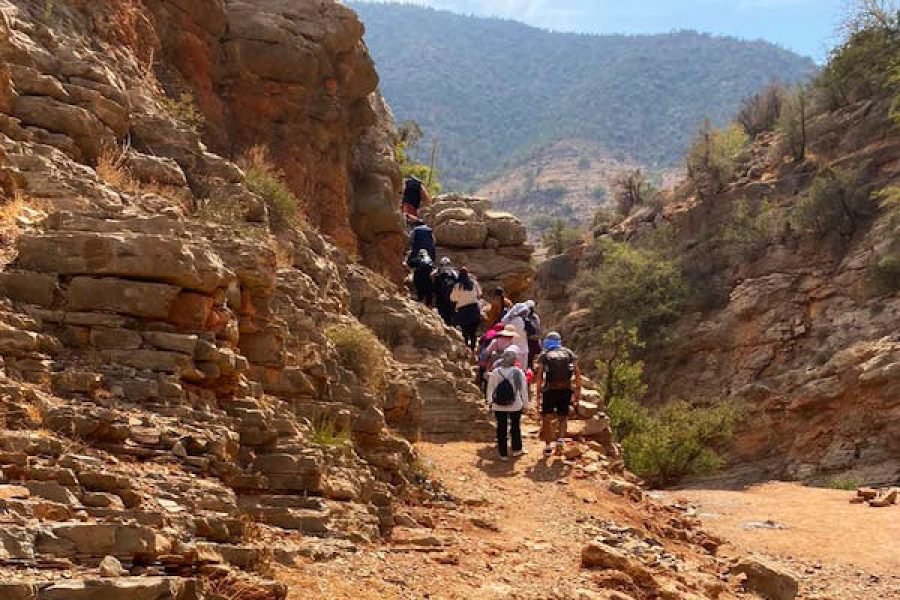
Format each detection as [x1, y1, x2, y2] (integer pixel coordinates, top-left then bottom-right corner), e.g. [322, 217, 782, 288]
[478, 324, 517, 392]
[485, 287, 512, 328]
[524, 300, 542, 369]
[408, 219, 436, 265]
[501, 303, 531, 366]
[534, 332, 582, 457]
[485, 345, 529, 460]
[450, 267, 482, 350]
[401, 175, 431, 224]
[409, 248, 435, 307]
[434, 257, 459, 326]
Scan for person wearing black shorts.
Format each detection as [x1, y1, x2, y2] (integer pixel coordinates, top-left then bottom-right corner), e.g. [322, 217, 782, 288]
[534, 332, 582, 457]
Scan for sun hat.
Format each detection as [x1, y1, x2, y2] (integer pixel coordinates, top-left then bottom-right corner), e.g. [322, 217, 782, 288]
[497, 325, 517, 338]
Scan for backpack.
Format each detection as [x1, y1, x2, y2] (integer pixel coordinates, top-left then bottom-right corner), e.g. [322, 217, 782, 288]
[524, 316, 537, 338]
[492, 370, 519, 406]
[403, 177, 423, 208]
[543, 348, 575, 389]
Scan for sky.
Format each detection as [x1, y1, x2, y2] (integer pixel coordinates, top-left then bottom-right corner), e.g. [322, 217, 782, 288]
[357, 0, 851, 61]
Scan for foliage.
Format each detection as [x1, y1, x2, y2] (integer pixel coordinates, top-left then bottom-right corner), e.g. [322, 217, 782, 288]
[613, 169, 655, 217]
[686, 121, 749, 199]
[776, 85, 809, 161]
[737, 82, 784, 137]
[580, 240, 687, 339]
[825, 475, 864, 490]
[159, 92, 205, 133]
[351, 2, 817, 188]
[395, 120, 442, 195]
[622, 401, 739, 487]
[868, 190, 900, 292]
[238, 146, 299, 232]
[325, 323, 389, 390]
[542, 219, 582, 255]
[815, 0, 900, 110]
[722, 199, 782, 261]
[595, 325, 647, 409]
[793, 167, 876, 239]
[591, 186, 607, 202]
[309, 410, 351, 447]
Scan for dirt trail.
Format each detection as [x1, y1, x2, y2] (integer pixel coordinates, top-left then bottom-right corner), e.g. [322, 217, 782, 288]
[279, 420, 727, 600]
[670, 484, 900, 599]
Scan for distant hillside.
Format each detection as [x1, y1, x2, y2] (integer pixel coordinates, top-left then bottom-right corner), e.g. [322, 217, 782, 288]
[350, 2, 817, 190]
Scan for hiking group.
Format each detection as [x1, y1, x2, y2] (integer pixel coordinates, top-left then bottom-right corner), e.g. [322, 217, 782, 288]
[401, 175, 582, 461]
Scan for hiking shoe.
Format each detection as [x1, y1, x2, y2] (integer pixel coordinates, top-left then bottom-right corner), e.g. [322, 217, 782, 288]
[512, 449, 527, 457]
[497, 454, 508, 461]
[543, 445, 553, 457]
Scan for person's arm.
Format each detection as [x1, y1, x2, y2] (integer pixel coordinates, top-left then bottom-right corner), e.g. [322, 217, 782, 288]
[485, 370, 499, 406]
[572, 360, 583, 406]
[421, 185, 432, 208]
[518, 369, 529, 408]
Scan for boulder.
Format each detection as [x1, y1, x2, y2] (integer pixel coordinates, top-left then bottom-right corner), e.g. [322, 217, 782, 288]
[484, 210, 527, 246]
[38, 577, 197, 600]
[126, 151, 188, 187]
[434, 219, 489, 249]
[67, 277, 181, 318]
[731, 558, 799, 600]
[16, 232, 232, 293]
[0, 271, 58, 306]
[11, 95, 114, 161]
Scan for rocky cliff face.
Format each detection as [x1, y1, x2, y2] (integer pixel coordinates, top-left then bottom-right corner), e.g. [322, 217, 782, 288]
[535, 99, 900, 485]
[0, 1, 488, 597]
[112, 0, 405, 280]
[421, 194, 535, 300]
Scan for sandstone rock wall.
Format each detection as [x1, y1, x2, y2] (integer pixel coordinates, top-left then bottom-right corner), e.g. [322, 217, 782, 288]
[421, 194, 535, 300]
[533, 103, 900, 485]
[0, 0, 489, 595]
[148, 0, 407, 280]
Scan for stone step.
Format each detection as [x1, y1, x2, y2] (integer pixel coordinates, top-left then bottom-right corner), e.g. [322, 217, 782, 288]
[0, 577, 201, 600]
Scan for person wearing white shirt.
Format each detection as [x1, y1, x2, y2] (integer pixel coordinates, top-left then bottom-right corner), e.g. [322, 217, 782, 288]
[485, 346, 529, 460]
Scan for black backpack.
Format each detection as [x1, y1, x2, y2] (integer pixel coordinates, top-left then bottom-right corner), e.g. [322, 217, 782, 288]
[492, 371, 519, 406]
[544, 349, 575, 389]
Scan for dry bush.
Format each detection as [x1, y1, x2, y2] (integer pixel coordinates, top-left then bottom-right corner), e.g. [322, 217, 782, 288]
[96, 144, 139, 192]
[737, 82, 784, 137]
[613, 169, 654, 217]
[238, 146, 300, 232]
[324, 322, 389, 391]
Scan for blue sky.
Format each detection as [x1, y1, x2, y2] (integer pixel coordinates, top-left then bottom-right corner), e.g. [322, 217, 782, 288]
[358, 0, 850, 61]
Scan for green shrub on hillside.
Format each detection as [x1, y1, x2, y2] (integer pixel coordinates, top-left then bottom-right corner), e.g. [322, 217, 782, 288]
[595, 325, 647, 409]
[776, 86, 810, 161]
[160, 92, 205, 133]
[309, 410, 351, 447]
[238, 146, 299, 232]
[686, 121, 749, 199]
[793, 167, 875, 239]
[581, 240, 687, 339]
[815, 2, 900, 110]
[622, 401, 738, 488]
[325, 323, 389, 391]
[542, 219, 581, 255]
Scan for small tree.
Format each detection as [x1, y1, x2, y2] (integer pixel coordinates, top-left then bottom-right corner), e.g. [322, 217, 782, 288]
[613, 169, 654, 217]
[777, 85, 809, 162]
[686, 121, 749, 200]
[542, 219, 581, 255]
[737, 82, 784, 137]
[581, 240, 687, 339]
[794, 167, 875, 239]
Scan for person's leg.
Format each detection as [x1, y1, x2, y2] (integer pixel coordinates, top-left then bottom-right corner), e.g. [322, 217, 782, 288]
[541, 390, 555, 456]
[559, 390, 572, 439]
[510, 411, 523, 454]
[495, 411, 509, 458]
